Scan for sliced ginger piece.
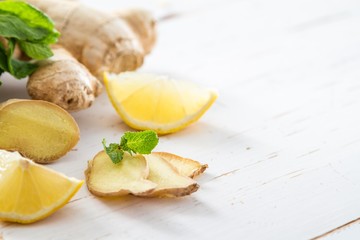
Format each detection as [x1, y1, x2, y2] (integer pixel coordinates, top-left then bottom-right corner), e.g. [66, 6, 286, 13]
[85, 151, 156, 197]
[152, 152, 208, 178]
[0, 150, 83, 224]
[0, 99, 79, 163]
[142, 154, 199, 198]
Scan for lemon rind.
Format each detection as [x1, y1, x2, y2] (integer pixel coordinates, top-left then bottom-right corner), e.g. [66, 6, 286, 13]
[104, 72, 218, 134]
[0, 152, 83, 224]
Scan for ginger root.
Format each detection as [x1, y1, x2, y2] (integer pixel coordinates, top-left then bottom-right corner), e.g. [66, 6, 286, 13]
[27, 0, 157, 80]
[23, 0, 156, 111]
[0, 99, 80, 163]
[116, 9, 157, 55]
[27, 46, 102, 111]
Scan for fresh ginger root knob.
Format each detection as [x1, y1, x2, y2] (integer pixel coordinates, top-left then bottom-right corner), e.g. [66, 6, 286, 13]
[116, 9, 157, 55]
[27, 46, 102, 111]
[27, 0, 157, 80]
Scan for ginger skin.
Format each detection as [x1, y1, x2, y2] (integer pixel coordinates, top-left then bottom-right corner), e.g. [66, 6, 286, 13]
[23, 0, 156, 111]
[27, 46, 102, 111]
[27, 0, 157, 80]
[116, 9, 157, 55]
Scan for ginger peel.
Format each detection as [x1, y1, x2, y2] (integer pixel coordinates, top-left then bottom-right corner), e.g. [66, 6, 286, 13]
[27, 0, 157, 80]
[27, 46, 102, 111]
[116, 9, 157, 55]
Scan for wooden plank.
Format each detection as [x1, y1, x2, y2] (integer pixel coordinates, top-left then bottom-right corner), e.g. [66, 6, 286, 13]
[312, 218, 360, 239]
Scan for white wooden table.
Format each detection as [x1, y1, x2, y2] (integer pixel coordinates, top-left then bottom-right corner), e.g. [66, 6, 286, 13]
[1, 0, 360, 239]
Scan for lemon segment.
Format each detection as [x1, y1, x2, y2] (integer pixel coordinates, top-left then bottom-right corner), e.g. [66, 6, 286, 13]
[104, 72, 218, 134]
[0, 150, 83, 224]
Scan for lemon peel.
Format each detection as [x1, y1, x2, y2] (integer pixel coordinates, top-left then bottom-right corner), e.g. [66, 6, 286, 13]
[0, 150, 83, 224]
[104, 72, 217, 134]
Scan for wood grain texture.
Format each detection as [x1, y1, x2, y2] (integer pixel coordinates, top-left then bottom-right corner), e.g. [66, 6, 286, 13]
[1, 0, 360, 239]
[312, 217, 360, 239]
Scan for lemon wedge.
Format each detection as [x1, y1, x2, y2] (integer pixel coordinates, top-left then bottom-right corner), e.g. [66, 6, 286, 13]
[104, 72, 218, 134]
[0, 150, 83, 224]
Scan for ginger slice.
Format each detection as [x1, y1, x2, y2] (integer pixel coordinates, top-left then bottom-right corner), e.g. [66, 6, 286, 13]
[85, 151, 156, 197]
[152, 152, 208, 178]
[0, 99, 79, 163]
[141, 154, 199, 198]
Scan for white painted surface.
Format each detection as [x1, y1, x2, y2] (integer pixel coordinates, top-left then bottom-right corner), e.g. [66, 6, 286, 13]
[320, 220, 360, 240]
[1, 0, 360, 239]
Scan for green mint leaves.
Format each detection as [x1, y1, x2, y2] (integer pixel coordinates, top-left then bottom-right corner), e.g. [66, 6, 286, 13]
[101, 141, 125, 164]
[120, 131, 159, 155]
[102, 130, 159, 164]
[0, 1, 59, 82]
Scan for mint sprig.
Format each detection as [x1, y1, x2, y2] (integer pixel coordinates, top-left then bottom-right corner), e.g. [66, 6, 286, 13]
[102, 130, 159, 164]
[0, 1, 59, 82]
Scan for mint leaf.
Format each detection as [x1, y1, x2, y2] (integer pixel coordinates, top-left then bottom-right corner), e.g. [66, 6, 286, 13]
[10, 58, 38, 79]
[0, 1, 59, 43]
[19, 41, 53, 60]
[0, 1, 59, 81]
[0, 39, 37, 79]
[6, 38, 16, 74]
[0, 44, 8, 72]
[122, 130, 159, 155]
[0, 13, 51, 41]
[102, 139, 124, 164]
[102, 130, 159, 164]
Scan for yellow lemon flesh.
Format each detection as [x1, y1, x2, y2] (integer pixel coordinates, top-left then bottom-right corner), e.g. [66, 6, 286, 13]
[0, 150, 83, 224]
[104, 72, 218, 134]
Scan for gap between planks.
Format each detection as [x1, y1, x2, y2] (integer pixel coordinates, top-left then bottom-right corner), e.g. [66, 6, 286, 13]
[310, 217, 360, 240]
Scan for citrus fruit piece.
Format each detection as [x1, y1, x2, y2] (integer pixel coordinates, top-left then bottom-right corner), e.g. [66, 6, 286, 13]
[104, 72, 218, 134]
[0, 150, 83, 224]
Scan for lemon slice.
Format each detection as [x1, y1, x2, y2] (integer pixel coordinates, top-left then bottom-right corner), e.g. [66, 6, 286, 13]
[0, 150, 83, 224]
[104, 72, 218, 134]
